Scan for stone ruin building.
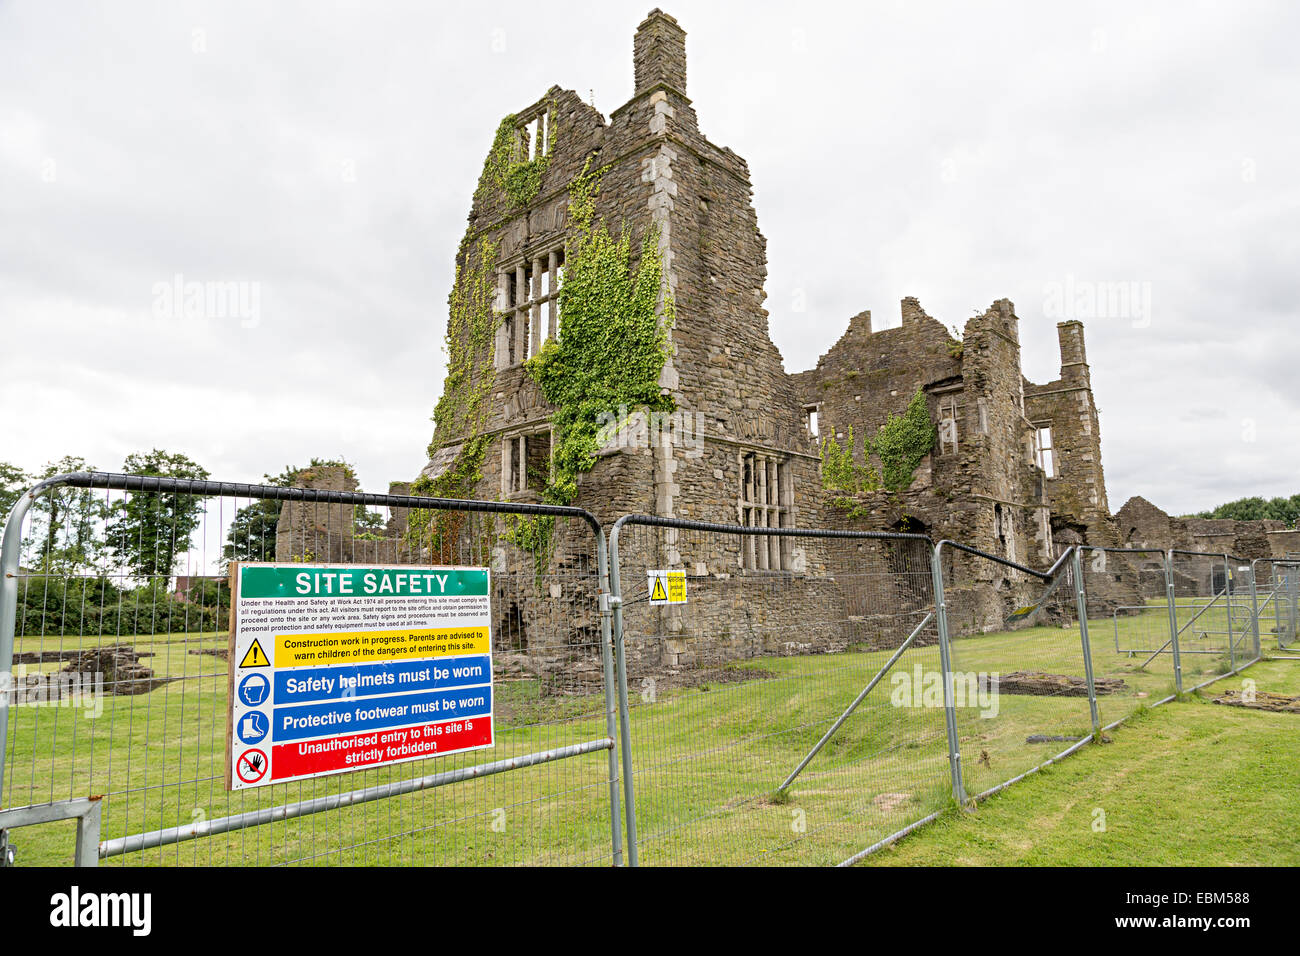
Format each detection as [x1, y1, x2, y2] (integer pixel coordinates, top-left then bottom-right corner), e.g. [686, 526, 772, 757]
[276, 10, 1298, 667]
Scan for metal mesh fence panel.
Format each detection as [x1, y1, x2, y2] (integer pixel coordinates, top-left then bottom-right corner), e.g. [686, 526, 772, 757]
[937, 543, 1096, 800]
[1251, 559, 1300, 651]
[1078, 548, 1180, 726]
[610, 518, 947, 866]
[0, 473, 622, 866]
[1168, 551, 1256, 686]
[1228, 556, 1261, 666]
[1085, 549, 1181, 656]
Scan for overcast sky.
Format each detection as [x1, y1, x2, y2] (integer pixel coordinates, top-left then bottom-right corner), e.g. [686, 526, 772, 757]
[2, 0, 1297, 517]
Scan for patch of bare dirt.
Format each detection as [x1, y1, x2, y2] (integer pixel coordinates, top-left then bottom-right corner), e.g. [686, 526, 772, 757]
[1213, 689, 1300, 713]
[647, 664, 778, 692]
[997, 671, 1127, 697]
[873, 792, 912, 813]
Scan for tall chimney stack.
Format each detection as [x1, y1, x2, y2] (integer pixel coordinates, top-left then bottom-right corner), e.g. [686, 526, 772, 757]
[634, 9, 687, 95]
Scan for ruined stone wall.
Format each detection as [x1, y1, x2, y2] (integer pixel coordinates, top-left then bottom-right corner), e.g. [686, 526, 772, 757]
[273, 466, 420, 565]
[792, 298, 1054, 571]
[1116, 495, 1296, 565]
[615, 530, 934, 674]
[956, 299, 1053, 569]
[274, 464, 358, 563]
[1024, 320, 1110, 532]
[791, 301, 960, 472]
[409, 10, 842, 667]
[597, 11, 844, 656]
[408, 10, 1273, 665]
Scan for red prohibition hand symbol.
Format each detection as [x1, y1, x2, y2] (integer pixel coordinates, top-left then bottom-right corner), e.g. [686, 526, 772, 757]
[237, 748, 268, 783]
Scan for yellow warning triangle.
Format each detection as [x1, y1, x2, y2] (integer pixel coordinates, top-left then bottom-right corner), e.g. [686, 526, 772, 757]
[651, 576, 667, 602]
[239, 639, 270, 668]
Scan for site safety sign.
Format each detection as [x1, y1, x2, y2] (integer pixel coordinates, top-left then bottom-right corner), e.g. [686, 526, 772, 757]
[226, 563, 494, 790]
[646, 569, 687, 606]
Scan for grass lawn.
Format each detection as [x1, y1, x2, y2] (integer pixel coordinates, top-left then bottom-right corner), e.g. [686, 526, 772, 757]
[862, 655, 1300, 866]
[1, 600, 1285, 866]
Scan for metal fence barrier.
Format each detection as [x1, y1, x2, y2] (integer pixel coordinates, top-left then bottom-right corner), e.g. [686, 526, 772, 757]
[1251, 559, 1300, 651]
[1, 473, 1281, 867]
[935, 541, 1099, 803]
[1167, 550, 1260, 688]
[608, 515, 944, 866]
[1077, 547, 1183, 727]
[0, 472, 623, 866]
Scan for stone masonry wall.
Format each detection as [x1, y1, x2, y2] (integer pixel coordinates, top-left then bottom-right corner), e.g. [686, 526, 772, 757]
[1024, 320, 1110, 531]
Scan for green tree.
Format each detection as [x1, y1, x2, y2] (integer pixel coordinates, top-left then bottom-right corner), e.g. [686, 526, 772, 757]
[0, 461, 29, 530]
[353, 505, 386, 538]
[1197, 494, 1300, 527]
[222, 458, 368, 566]
[26, 456, 108, 572]
[222, 464, 299, 567]
[106, 450, 210, 579]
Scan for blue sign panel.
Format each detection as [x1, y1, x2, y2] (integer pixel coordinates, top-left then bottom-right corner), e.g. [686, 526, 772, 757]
[272, 656, 491, 704]
[273, 686, 492, 742]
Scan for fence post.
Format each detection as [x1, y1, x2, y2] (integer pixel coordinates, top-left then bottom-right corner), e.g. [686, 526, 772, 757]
[1223, 554, 1236, 672]
[1248, 560, 1262, 661]
[75, 799, 102, 868]
[1071, 549, 1100, 735]
[607, 519, 638, 866]
[1164, 550, 1183, 694]
[930, 543, 967, 806]
[1284, 567, 1294, 650]
[0, 485, 40, 810]
[593, 533, 625, 867]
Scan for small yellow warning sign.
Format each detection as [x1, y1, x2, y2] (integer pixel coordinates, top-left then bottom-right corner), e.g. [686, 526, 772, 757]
[647, 569, 687, 606]
[239, 639, 271, 668]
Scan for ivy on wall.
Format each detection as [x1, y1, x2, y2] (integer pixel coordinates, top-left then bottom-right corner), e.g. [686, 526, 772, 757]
[525, 160, 675, 506]
[500, 161, 674, 567]
[820, 427, 881, 495]
[821, 389, 936, 505]
[477, 112, 554, 209]
[876, 390, 937, 492]
[408, 235, 499, 553]
[417, 116, 674, 573]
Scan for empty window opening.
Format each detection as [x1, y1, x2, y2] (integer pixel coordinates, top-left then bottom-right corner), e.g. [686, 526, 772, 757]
[804, 404, 820, 437]
[497, 247, 565, 368]
[525, 113, 548, 161]
[938, 396, 959, 454]
[502, 431, 553, 497]
[525, 430, 552, 493]
[1035, 426, 1055, 477]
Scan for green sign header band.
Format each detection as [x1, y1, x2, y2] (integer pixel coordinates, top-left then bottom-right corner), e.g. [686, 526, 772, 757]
[239, 566, 489, 599]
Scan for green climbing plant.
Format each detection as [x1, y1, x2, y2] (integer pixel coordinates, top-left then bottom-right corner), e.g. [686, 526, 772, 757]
[820, 389, 936, 507]
[409, 235, 500, 553]
[874, 390, 937, 493]
[477, 111, 554, 209]
[820, 427, 881, 494]
[525, 159, 675, 506]
[502, 160, 674, 573]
